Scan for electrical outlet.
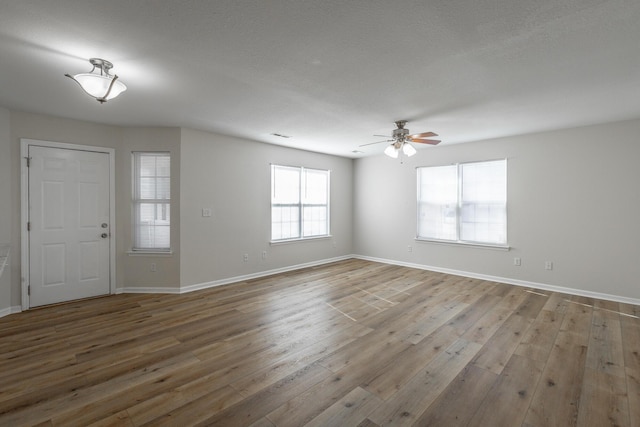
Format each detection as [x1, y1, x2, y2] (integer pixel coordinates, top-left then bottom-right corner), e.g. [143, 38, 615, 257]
[150, 263, 157, 272]
[513, 257, 521, 266]
[545, 261, 553, 270]
[202, 208, 212, 217]
[243, 254, 249, 262]
[407, 245, 412, 252]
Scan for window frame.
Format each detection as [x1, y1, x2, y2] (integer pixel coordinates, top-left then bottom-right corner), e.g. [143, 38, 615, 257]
[416, 159, 508, 249]
[270, 164, 331, 243]
[132, 151, 171, 253]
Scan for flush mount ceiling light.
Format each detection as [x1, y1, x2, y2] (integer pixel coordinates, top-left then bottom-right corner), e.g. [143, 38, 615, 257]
[65, 58, 127, 103]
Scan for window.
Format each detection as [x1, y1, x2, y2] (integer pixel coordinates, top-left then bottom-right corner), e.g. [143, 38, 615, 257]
[417, 159, 507, 246]
[133, 152, 170, 251]
[271, 165, 330, 241]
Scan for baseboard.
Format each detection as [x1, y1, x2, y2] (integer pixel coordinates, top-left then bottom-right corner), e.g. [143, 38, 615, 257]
[180, 255, 354, 293]
[0, 305, 22, 319]
[119, 255, 354, 295]
[117, 286, 181, 294]
[354, 255, 640, 306]
[113, 253, 640, 306]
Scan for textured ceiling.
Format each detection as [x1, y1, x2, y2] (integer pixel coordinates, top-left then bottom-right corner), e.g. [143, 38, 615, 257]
[1, 0, 639, 157]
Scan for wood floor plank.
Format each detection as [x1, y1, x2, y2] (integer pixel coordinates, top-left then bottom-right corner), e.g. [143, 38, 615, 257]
[400, 296, 468, 344]
[471, 312, 534, 375]
[467, 354, 545, 427]
[317, 328, 412, 374]
[362, 324, 461, 400]
[302, 386, 381, 427]
[265, 336, 417, 427]
[230, 323, 372, 397]
[513, 308, 564, 362]
[248, 418, 276, 427]
[0, 259, 638, 426]
[576, 367, 630, 426]
[139, 384, 245, 426]
[522, 329, 589, 426]
[192, 363, 333, 427]
[2, 352, 201, 426]
[367, 338, 482, 426]
[412, 364, 497, 426]
[626, 368, 640, 427]
[87, 410, 134, 427]
[619, 309, 640, 374]
[586, 308, 625, 378]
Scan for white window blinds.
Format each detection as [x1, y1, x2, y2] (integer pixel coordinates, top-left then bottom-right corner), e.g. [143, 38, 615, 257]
[133, 152, 171, 251]
[271, 165, 330, 241]
[417, 159, 506, 246]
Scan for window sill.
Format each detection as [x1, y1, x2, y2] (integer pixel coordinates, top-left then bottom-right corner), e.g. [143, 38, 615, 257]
[127, 250, 174, 257]
[270, 235, 333, 245]
[414, 238, 510, 251]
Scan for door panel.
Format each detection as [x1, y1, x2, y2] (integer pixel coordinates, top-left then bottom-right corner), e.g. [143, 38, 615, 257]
[29, 146, 110, 307]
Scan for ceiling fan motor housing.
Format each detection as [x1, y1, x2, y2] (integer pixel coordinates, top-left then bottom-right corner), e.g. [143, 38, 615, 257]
[392, 127, 409, 140]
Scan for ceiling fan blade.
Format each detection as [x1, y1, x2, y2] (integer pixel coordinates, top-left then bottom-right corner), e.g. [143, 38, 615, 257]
[409, 131, 438, 139]
[359, 139, 393, 147]
[409, 138, 441, 145]
[373, 134, 391, 138]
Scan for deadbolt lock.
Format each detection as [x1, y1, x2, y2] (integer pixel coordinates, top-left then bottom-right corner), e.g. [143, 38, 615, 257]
[101, 223, 108, 228]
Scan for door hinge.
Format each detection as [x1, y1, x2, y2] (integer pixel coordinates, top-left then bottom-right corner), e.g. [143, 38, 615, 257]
[28, 285, 30, 296]
[27, 222, 31, 231]
[24, 156, 31, 167]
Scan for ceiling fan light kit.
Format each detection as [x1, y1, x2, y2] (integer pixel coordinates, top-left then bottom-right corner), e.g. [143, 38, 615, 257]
[362, 120, 441, 160]
[384, 144, 399, 158]
[402, 142, 417, 157]
[65, 58, 127, 103]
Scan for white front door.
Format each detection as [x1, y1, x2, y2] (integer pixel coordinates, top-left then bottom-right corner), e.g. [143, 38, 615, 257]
[28, 145, 111, 307]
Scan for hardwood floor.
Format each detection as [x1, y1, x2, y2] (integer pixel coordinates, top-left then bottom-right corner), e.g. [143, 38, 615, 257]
[1, 259, 639, 426]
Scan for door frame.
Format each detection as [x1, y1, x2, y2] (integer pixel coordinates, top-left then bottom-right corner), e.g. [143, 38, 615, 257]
[20, 138, 116, 310]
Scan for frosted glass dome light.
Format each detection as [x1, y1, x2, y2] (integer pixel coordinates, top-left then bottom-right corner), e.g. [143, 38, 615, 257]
[65, 58, 127, 103]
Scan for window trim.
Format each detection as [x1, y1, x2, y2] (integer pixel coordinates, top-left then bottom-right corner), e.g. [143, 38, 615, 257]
[416, 159, 508, 249]
[132, 151, 171, 253]
[270, 164, 331, 243]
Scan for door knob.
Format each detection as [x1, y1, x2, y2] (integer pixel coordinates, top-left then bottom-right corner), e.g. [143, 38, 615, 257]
[101, 233, 108, 239]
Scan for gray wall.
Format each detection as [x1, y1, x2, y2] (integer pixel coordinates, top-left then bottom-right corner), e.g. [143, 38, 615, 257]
[354, 118, 640, 301]
[179, 128, 353, 288]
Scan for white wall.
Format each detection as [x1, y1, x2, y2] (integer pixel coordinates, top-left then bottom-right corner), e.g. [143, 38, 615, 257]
[3, 109, 638, 310]
[0, 108, 11, 313]
[1, 110, 352, 310]
[179, 128, 353, 288]
[354, 118, 640, 301]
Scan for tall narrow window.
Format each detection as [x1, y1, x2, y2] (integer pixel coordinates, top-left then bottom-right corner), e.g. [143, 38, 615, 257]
[271, 165, 330, 241]
[417, 159, 507, 246]
[133, 152, 170, 251]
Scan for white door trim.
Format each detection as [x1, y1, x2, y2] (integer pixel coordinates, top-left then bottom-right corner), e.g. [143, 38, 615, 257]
[20, 138, 116, 310]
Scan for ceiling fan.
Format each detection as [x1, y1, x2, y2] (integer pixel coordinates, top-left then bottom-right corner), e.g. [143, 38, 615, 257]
[361, 120, 440, 158]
